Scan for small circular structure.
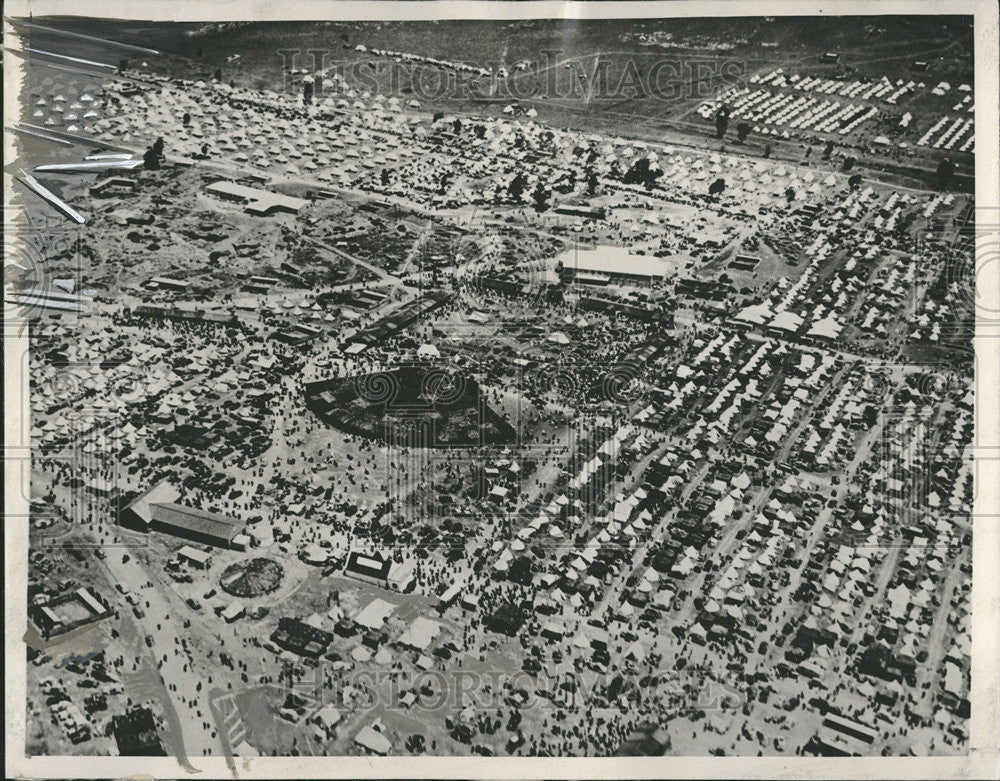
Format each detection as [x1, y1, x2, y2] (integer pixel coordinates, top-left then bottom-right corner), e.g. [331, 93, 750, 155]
[219, 558, 283, 598]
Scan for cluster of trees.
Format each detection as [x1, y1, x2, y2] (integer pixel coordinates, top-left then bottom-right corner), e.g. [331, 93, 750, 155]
[715, 107, 753, 144]
[532, 182, 550, 211]
[622, 157, 663, 190]
[587, 170, 599, 196]
[500, 172, 551, 211]
[143, 137, 165, 170]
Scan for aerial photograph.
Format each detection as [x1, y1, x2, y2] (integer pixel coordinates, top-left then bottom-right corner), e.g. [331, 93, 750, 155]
[7, 12, 976, 763]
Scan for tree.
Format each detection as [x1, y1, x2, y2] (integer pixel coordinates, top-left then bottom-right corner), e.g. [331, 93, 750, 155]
[143, 146, 161, 171]
[380, 168, 390, 186]
[822, 141, 835, 161]
[213, 68, 222, 82]
[623, 158, 663, 190]
[532, 182, 550, 212]
[785, 186, 796, 204]
[715, 106, 730, 139]
[508, 173, 527, 201]
[452, 118, 462, 135]
[623, 157, 649, 185]
[143, 137, 166, 170]
[303, 81, 314, 105]
[736, 122, 751, 143]
[708, 177, 726, 196]
[182, 112, 191, 126]
[118, 58, 129, 74]
[764, 144, 772, 159]
[587, 170, 599, 196]
[432, 111, 445, 123]
[508, 557, 533, 585]
[848, 173, 863, 190]
[841, 156, 856, 172]
[935, 157, 955, 190]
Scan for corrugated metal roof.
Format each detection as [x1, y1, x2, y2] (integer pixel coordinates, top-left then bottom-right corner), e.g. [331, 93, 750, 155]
[149, 502, 238, 541]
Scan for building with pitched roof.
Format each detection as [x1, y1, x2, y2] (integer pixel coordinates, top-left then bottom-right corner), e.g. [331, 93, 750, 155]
[148, 502, 240, 548]
[120, 480, 181, 531]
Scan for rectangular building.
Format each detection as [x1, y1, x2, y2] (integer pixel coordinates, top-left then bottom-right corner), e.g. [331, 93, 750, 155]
[206, 180, 308, 216]
[30, 587, 112, 639]
[177, 545, 213, 569]
[557, 246, 668, 287]
[344, 551, 392, 586]
[271, 617, 334, 657]
[148, 502, 240, 548]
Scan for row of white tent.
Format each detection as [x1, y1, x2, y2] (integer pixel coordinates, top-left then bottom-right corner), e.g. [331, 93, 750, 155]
[753, 69, 971, 105]
[917, 115, 974, 152]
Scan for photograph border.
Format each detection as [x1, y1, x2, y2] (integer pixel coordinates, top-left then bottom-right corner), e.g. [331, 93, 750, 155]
[4, 1, 998, 778]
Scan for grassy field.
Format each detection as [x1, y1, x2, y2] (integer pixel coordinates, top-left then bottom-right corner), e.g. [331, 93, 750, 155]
[23, 17, 973, 102]
[17, 16, 975, 191]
